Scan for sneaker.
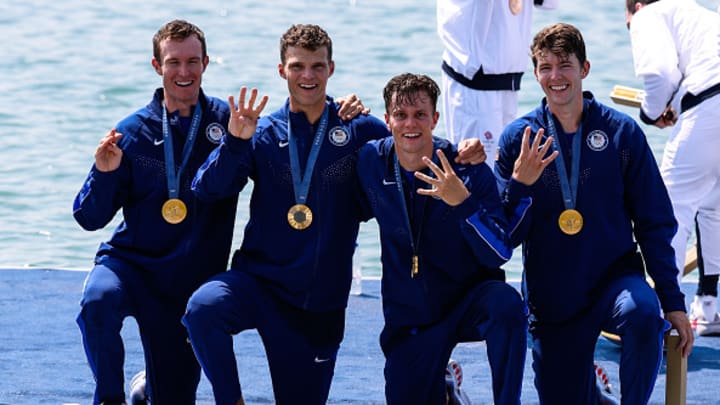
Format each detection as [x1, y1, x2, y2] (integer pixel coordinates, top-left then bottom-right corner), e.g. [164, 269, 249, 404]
[445, 359, 471, 405]
[594, 363, 619, 405]
[129, 370, 148, 405]
[694, 313, 720, 336]
[689, 296, 720, 336]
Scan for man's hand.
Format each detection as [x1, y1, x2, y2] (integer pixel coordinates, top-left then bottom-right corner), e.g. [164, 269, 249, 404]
[455, 138, 486, 165]
[415, 149, 470, 206]
[665, 310, 694, 358]
[227, 87, 269, 140]
[512, 126, 558, 186]
[336, 93, 370, 120]
[95, 129, 123, 172]
[653, 106, 677, 129]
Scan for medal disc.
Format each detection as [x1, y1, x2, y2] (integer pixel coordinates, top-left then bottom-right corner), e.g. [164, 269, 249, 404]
[558, 209, 583, 235]
[162, 198, 187, 224]
[287, 204, 313, 230]
[509, 0, 523, 15]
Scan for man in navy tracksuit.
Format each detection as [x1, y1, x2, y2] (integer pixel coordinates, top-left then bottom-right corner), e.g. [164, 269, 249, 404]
[494, 23, 693, 404]
[73, 20, 237, 404]
[356, 73, 530, 405]
[180, 24, 390, 405]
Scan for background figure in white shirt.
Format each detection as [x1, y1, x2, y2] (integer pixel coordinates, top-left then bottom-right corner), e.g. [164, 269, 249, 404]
[437, 0, 558, 169]
[626, 0, 720, 336]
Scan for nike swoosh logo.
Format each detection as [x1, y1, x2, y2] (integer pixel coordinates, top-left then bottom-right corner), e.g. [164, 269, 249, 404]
[382, 179, 396, 186]
[314, 356, 331, 363]
[278, 141, 289, 148]
[153, 139, 164, 146]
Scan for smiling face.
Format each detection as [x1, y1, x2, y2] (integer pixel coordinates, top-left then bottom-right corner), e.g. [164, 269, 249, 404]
[530, 23, 590, 117]
[385, 90, 439, 170]
[278, 45, 334, 123]
[152, 35, 208, 116]
[533, 50, 589, 113]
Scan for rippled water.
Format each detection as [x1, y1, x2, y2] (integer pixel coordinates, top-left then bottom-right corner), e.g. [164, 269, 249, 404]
[2, 0, 714, 277]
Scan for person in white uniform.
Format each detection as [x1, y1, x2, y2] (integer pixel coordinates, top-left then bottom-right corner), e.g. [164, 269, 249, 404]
[436, 0, 558, 169]
[626, 0, 720, 336]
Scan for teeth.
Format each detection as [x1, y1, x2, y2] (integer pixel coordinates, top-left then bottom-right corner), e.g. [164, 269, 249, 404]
[404, 133, 420, 138]
[300, 84, 317, 89]
[550, 85, 568, 91]
[176, 81, 193, 87]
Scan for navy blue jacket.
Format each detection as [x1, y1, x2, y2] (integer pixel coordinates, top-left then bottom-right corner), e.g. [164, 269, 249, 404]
[357, 136, 526, 327]
[495, 92, 684, 323]
[73, 89, 237, 299]
[192, 97, 388, 311]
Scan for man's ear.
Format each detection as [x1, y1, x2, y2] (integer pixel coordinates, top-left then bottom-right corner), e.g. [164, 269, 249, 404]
[152, 58, 162, 76]
[581, 60, 591, 79]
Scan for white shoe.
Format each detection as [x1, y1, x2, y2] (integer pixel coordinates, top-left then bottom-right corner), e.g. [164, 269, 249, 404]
[445, 359, 471, 405]
[690, 296, 720, 336]
[594, 363, 619, 405]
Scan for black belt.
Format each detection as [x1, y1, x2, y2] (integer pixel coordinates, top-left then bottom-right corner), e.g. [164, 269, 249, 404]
[441, 61, 523, 91]
[681, 82, 720, 113]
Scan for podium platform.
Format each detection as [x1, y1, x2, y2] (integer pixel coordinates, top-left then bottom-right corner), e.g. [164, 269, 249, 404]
[1, 269, 719, 404]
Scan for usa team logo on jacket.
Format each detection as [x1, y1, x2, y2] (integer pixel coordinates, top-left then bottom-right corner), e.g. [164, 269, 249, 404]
[328, 126, 350, 146]
[586, 130, 608, 151]
[206, 123, 225, 144]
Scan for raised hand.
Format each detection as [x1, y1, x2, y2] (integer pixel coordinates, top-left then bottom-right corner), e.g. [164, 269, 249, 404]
[227, 87, 269, 140]
[512, 126, 558, 186]
[415, 149, 470, 206]
[95, 129, 123, 172]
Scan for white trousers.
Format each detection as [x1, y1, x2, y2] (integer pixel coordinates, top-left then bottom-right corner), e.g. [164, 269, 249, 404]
[661, 94, 720, 279]
[440, 71, 519, 170]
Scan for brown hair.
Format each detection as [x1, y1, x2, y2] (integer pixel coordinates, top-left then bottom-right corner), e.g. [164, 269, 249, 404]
[626, 0, 659, 14]
[383, 73, 440, 113]
[531, 23, 587, 68]
[152, 20, 207, 63]
[280, 24, 333, 64]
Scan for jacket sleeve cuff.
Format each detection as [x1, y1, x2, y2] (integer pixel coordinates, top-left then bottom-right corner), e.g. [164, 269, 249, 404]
[658, 291, 687, 315]
[639, 109, 660, 125]
[224, 133, 251, 154]
[506, 178, 532, 205]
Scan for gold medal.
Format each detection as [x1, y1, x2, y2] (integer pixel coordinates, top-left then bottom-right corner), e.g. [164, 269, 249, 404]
[558, 209, 583, 235]
[162, 198, 187, 224]
[509, 0, 523, 15]
[287, 204, 313, 230]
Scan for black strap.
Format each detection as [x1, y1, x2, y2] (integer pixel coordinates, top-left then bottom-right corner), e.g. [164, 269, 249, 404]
[681, 82, 720, 113]
[441, 61, 523, 91]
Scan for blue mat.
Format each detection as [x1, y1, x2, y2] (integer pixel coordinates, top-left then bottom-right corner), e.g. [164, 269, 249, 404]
[1, 269, 718, 404]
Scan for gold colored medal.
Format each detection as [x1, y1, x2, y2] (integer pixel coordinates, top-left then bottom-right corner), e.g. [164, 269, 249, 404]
[509, 0, 523, 15]
[287, 204, 313, 230]
[411, 255, 419, 278]
[162, 198, 187, 224]
[558, 209, 583, 235]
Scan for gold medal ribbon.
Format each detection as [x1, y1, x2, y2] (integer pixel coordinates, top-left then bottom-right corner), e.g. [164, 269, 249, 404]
[285, 103, 329, 230]
[160, 103, 202, 224]
[545, 104, 585, 235]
